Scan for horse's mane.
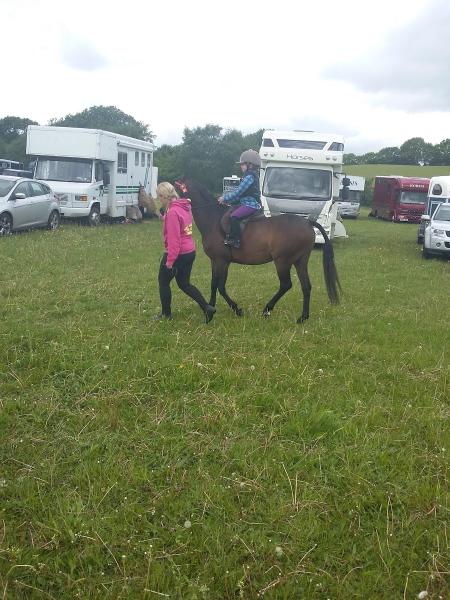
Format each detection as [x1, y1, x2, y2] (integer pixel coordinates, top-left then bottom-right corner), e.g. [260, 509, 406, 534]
[184, 178, 216, 203]
[178, 177, 226, 212]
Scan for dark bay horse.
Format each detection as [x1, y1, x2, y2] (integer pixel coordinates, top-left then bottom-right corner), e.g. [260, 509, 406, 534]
[176, 179, 341, 322]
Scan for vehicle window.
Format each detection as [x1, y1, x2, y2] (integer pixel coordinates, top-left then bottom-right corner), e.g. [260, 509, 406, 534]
[94, 162, 103, 182]
[141, 152, 145, 167]
[118, 152, 127, 174]
[263, 167, 331, 200]
[14, 182, 31, 197]
[36, 157, 92, 183]
[29, 181, 46, 196]
[135, 151, 139, 166]
[0, 179, 16, 197]
[434, 205, 450, 221]
[147, 153, 151, 167]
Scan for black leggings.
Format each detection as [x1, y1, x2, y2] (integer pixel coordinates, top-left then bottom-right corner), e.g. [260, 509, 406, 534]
[158, 251, 208, 316]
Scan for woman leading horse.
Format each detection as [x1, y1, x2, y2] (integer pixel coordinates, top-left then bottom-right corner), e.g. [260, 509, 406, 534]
[175, 162, 341, 323]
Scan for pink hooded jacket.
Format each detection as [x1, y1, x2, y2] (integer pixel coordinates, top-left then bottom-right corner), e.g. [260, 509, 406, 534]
[163, 198, 196, 268]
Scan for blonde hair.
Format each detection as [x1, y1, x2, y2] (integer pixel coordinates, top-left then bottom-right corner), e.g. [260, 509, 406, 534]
[156, 182, 178, 201]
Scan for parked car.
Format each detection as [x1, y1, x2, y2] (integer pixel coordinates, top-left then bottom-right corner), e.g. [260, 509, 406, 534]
[422, 202, 450, 259]
[0, 175, 60, 236]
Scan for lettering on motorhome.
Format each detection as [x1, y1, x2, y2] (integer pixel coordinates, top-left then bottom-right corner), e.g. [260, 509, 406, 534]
[286, 154, 314, 161]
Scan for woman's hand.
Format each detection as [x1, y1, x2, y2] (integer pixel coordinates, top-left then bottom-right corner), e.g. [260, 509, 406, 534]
[217, 196, 224, 204]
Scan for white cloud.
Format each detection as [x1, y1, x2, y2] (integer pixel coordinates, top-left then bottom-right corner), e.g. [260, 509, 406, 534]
[1, 0, 449, 154]
[61, 34, 109, 71]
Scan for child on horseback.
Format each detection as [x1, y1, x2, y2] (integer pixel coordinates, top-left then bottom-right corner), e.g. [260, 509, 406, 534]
[154, 182, 216, 323]
[218, 149, 262, 249]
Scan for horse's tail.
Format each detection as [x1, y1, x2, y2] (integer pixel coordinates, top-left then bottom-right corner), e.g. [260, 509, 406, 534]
[309, 219, 341, 305]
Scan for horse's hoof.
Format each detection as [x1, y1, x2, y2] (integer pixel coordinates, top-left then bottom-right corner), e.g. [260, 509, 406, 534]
[297, 316, 309, 324]
[235, 308, 243, 317]
[262, 309, 271, 318]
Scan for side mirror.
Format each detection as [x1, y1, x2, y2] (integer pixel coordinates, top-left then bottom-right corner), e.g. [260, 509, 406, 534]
[342, 176, 351, 187]
[11, 192, 26, 200]
[103, 172, 110, 185]
[341, 187, 350, 200]
[421, 215, 431, 222]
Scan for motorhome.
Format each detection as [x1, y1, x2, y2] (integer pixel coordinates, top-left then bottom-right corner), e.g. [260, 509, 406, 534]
[371, 176, 429, 223]
[338, 174, 364, 218]
[26, 126, 156, 225]
[259, 130, 348, 243]
[417, 175, 450, 243]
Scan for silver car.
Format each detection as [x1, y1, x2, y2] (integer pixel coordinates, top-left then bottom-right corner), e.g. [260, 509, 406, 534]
[0, 176, 60, 236]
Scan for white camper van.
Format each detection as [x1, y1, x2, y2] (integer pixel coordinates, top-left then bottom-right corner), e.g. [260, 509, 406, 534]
[337, 175, 365, 218]
[259, 130, 347, 243]
[26, 126, 155, 225]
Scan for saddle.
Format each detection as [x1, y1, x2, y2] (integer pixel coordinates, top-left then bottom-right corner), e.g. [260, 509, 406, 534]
[220, 208, 265, 236]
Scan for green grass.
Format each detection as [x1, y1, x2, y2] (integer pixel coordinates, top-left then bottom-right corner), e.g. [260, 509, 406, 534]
[346, 164, 450, 179]
[0, 214, 448, 599]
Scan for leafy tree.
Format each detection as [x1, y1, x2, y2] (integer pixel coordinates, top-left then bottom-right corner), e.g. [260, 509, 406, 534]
[0, 116, 38, 162]
[0, 116, 38, 140]
[154, 144, 182, 183]
[49, 106, 153, 141]
[344, 153, 360, 165]
[399, 137, 433, 165]
[362, 152, 378, 164]
[429, 138, 450, 165]
[374, 146, 401, 164]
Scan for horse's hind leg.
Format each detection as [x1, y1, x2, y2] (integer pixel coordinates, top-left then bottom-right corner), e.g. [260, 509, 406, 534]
[294, 254, 312, 323]
[262, 259, 292, 317]
[215, 260, 243, 316]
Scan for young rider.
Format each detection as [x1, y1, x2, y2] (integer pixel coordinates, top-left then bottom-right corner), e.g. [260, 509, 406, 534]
[218, 149, 262, 249]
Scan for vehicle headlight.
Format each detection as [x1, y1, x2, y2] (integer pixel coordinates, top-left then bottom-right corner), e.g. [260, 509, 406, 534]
[432, 229, 444, 236]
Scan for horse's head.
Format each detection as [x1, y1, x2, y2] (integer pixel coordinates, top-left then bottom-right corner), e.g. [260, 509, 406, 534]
[174, 177, 217, 209]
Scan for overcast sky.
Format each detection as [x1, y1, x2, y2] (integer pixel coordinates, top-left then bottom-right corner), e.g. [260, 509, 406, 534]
[1, 0, 448, 153]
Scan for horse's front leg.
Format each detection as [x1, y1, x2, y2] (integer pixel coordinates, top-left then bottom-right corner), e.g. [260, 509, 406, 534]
[209, 261, 219, 307]
[214, 260, 243, 316]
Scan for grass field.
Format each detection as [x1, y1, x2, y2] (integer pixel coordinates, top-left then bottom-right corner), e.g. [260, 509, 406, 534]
[1, 213, 448, 599]
[345, 164, 450, 179]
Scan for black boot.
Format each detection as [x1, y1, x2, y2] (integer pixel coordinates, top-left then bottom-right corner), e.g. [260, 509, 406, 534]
[228, 217, 241, 248]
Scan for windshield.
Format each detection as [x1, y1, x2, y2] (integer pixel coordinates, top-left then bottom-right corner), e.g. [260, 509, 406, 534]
[263, 167, 331, 200]
[0, 179, 16, 197]
[36, 157, 93, 183]
[339, 190, 363, 203]
[434, 205, 450, 221]
[399, 191, 427, 205]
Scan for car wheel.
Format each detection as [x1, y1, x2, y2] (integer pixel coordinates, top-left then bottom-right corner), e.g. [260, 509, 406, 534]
[47, 210, 60, 230]
[87, 205, 101, 227]
[0, 212, 13, 236]
[422, 245, 432, 259]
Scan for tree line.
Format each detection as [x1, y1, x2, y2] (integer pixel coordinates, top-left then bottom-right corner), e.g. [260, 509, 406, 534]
[344, 136, 450, 166]
[2, 106, 449, 192]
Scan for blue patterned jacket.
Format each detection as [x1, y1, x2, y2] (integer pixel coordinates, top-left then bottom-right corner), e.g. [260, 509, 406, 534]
[223, 170, 261, 209]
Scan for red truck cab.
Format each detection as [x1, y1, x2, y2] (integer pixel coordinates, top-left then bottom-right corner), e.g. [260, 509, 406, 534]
[371, 176, 429, 223]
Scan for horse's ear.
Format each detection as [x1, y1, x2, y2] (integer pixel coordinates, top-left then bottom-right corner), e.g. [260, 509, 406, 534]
[175, 179, 189, 195]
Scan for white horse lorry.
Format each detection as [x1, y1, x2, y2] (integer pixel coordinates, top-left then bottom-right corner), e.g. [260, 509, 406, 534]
[26, 126, 156, 225]
[259, 130, 349, 244]
[338, 174, 365, 218]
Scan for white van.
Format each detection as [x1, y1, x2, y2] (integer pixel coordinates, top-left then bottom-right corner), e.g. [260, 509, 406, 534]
[337, 175, 364, 218]
[259, 130, 348, 243]
[26, 126, 155, 225]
